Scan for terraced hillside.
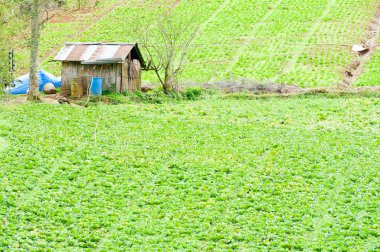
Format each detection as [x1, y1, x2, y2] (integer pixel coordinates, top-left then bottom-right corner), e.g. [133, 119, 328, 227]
[16, 0, 380, 87]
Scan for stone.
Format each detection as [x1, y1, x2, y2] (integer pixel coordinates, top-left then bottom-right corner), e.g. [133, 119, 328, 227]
[43, 83, 56, 94]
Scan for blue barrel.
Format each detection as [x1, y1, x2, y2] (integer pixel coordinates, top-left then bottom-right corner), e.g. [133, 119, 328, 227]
[90, 77, 103, 96]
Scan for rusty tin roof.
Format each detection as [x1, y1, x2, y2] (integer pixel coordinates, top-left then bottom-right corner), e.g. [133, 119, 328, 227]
[54, 43, 145, 67]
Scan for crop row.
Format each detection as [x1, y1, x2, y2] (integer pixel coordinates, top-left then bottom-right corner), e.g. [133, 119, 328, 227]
[31, 0, 380, 87]
[176, 0, 379, 86]
[1, 95, 379, 250]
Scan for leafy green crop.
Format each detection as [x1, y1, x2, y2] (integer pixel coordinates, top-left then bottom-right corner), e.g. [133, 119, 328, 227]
[0, 137, 7, 152]
[10, 0, 379, 88]
[0, 93, 379, 250]
[355, 47, 380, 86]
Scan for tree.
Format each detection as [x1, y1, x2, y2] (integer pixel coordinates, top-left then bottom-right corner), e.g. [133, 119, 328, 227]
[1, 0, 68, 100]
[135, 15, 197, 94]
[28, 0, 41, 100]
[23, 0, 65, 100]
[0, 0, 20, 93]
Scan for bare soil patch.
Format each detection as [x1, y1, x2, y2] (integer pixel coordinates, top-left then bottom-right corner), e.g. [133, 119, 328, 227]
[204, 79, 380, 96]
[165, 0, 181, 15]
[1, 94, 81, 106]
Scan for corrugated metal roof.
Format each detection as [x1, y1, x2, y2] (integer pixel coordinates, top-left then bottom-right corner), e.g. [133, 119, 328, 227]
[54, 43, 138, 64]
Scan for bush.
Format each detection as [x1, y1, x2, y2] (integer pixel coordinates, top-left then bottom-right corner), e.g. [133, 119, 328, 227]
[181, 86, 203, 100]
[123, 89, 166, 104]
[122, 87, 204, 103]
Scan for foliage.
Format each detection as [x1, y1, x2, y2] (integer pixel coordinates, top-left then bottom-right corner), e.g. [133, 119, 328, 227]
[0, 94, 379, 250]
[3, 0, 380, 88]
[0, 0, 25, 91]
[135, 12, 197, 94]
[122, 88, 201, 104]
[180, 86, 203, 100]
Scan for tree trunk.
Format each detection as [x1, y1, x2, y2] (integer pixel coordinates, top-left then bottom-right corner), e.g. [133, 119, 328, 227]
[163, 68, 171, 94]
[28, 0, 40, 101]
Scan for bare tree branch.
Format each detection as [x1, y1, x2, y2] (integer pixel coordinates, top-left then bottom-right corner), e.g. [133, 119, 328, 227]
[133, 13, 198, 94]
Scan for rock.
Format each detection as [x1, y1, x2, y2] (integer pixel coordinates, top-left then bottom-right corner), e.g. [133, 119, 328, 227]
[58, 96, 69, 104]
[141, 85, 154, 92]
[43, 83, 56, 94]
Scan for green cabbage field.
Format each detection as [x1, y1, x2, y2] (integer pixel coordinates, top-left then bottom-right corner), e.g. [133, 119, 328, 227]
[32, 0, 380, 87]
[0, 93, 379, 250]
[2, 0, 380, 250]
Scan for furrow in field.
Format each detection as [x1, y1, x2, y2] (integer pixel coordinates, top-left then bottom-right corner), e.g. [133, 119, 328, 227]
[195, 0, 231, 35]
[227, 0, 379, 87]
[282, 0, 337, 74]
[0, 137, 7, 152]
[222, 0, 284, 80]
[181, 0, 282, 83]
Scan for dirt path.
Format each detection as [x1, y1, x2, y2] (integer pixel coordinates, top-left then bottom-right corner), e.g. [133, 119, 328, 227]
[3, 85, 378, 106]
[342, 3, 380, 86]
[206, 79, 380, 95]
[165, 0, 181, 15]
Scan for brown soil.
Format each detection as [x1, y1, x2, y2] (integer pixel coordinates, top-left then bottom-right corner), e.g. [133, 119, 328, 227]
[342, 3, 380, 86]
[1, 94, 81, 106]
[3, 85, 379, 106]
[205, 80, 380, 95]
[165, 0, 181, 15]
[48, 0, 101, 23]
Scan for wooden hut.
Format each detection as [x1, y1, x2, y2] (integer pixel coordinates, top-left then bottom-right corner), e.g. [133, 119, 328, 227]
[54, 43, 145, 95]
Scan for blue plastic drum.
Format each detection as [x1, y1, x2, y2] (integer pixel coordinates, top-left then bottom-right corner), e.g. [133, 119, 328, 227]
[90, 77, 103, 96]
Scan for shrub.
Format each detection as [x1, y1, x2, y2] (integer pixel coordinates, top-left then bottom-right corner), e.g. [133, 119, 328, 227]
[181, 86, 203, 100]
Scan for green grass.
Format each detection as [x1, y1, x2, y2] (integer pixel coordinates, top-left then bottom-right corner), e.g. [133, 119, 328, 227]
[0, 93, 379, 250]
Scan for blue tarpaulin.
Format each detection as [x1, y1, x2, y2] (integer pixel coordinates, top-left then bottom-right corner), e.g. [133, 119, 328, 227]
[10, 70, 61, 95]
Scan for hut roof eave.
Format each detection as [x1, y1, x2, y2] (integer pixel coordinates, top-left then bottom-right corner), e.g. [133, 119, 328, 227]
[54, 42, 146, 68]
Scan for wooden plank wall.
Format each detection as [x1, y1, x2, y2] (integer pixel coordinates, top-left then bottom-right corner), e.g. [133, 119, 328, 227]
[121, 61, 129, 92]
[121, 59, 142, 92]
[130, 59, 142, 91]
[60, 58, 142, 96]
[61, 62, 120, 95]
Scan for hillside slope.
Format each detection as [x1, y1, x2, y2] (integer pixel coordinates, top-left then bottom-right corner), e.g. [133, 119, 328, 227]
[16, 0, 380, 87]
